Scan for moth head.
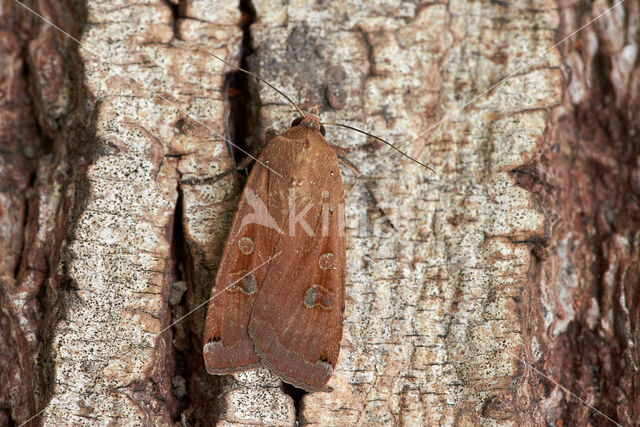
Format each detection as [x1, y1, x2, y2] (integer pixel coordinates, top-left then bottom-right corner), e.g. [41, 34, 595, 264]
[291, 114, 326, 136]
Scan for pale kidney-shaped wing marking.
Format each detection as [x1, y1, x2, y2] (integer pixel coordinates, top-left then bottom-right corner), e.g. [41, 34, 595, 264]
[248, 127, 346, 392]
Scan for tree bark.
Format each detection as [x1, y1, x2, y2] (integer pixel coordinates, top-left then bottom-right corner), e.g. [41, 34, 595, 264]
[0, 0, 637, 426]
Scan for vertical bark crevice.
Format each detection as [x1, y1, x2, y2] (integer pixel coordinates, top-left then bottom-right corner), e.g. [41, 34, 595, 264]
[226, 0, 258, 165]
[168, 184, 187, 421]
[281, 382, 306, 422]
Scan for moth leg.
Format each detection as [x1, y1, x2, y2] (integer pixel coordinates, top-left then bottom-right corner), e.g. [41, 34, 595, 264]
[178, 151, 257, 185]
[337, 156, 362, 192]
[234, 146, 265, 178]
[364, 181, 397, 231]
[180, 170, 235, 186]
[235, 155, 255, 172]
[328, 143, 353, 158]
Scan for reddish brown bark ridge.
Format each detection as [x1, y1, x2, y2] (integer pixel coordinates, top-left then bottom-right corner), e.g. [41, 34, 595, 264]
[0, 0, 637, 425]
[516, 0, 640, 423]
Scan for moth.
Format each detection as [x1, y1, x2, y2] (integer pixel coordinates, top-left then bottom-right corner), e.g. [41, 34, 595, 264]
[202, 54, 430, 392]
[203, 112, 345, 392]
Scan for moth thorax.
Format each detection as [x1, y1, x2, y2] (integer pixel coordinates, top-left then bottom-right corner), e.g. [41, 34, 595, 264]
[291, 113, 326, 136]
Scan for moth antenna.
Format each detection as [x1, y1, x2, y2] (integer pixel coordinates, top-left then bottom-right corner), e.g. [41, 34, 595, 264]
[208, 52, 432, 173]
[207, 52, 305, 118]
[321, 122, 436, 173]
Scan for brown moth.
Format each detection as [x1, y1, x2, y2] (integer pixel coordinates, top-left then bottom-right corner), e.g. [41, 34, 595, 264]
[203, 113, 345, 392]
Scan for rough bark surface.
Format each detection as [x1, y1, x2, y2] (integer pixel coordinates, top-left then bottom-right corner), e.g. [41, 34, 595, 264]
[0, 0, 637, 426]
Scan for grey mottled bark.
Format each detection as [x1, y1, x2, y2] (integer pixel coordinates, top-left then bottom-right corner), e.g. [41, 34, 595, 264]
[0, 0, 637, 425]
